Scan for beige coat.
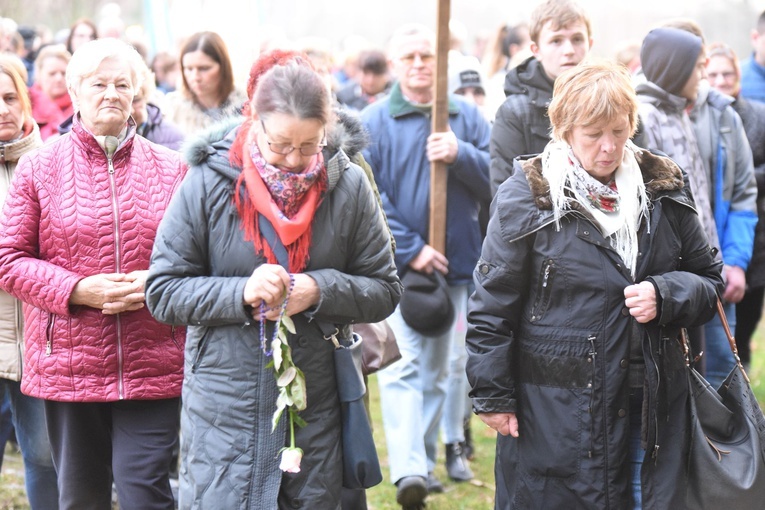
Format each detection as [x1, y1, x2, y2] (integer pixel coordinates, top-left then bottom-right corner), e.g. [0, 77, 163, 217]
[162, 88, 247, 136]
[0, 122, 42, 381]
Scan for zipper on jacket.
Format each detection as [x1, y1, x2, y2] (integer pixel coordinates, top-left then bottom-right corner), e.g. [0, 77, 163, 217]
[587, 334, 597, 458]
[530, 259, 555, 322]
[107, 152, 125, 399]
[649, 337, 661, 463]
[45, 313, 55, 355]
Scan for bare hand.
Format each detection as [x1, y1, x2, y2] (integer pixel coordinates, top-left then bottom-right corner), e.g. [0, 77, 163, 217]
[70, 273, 144, 314]
[243, 264, 291, 311]
[426, 130, 459, 164]
[624, 281, 657, 323]
[409, 245, 449, 275]
[258, 273, 321, 321]
[479, 412, 519, 437]
[722, 265, 746, 304]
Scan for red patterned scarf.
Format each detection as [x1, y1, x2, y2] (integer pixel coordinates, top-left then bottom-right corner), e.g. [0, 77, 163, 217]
[232, 121, 328, 272]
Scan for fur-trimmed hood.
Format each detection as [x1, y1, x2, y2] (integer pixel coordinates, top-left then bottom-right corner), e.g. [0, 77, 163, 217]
[182, 106, 370, 190]
[495, 148, 692, 242]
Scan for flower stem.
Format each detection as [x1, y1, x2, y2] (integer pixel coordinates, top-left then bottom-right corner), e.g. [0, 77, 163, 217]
[289, 411, 296, 448]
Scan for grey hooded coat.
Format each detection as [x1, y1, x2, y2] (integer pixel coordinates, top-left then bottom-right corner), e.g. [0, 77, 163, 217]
[146, 113, 401, 509]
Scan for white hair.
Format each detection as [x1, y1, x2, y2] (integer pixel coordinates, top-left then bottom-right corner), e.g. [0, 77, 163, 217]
[66, 38, 145, 106]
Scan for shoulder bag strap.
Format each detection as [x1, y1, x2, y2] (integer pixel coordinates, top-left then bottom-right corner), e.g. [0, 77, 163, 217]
[715, 297, 750, 383]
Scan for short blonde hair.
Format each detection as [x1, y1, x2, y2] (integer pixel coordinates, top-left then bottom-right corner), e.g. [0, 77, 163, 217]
[34, 44, 71, 78]
[547, 59, 639, 143]
[530, 0, 592, 44]
[0, 54, 32, 121]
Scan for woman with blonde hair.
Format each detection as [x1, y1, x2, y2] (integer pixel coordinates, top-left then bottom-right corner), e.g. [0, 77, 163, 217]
[0, 53, 59, 510]
[467, 60, 723, 509]
[29, 44, 72, 140]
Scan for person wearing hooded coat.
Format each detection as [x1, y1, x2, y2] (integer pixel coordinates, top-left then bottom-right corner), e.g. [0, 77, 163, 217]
[467, 61, 723, 509]
[145, 56, 401, 510]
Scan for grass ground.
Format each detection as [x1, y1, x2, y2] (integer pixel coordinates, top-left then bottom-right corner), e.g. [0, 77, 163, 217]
[1, 332, 764, 510]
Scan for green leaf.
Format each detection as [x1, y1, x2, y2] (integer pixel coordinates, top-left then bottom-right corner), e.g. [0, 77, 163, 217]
[277, 389, 294, 412]
[282, 315, 296, 335]
[272, 407, 284, 431]
[277, 366, 297, 387]
[290, 409, 308, 428]
[272, 338, 283, 370]
[290, 370, 308, 411]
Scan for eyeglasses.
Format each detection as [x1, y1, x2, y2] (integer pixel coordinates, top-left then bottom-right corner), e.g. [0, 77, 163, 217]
[707, 71, 736, 81]
[260, 120, 326, 156]
[397, 52, 435, 64]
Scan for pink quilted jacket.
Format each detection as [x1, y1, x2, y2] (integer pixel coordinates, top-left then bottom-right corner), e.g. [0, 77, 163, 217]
[0, 117, 187, 402]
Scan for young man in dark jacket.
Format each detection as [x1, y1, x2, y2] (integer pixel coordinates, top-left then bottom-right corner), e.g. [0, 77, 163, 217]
[489, 0, 592, 194]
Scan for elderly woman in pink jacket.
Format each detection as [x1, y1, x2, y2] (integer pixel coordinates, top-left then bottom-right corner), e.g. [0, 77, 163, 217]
[0, 38, 186, 510]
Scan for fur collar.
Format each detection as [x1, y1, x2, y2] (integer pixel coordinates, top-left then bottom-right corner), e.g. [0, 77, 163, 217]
[521, 147, 685, 211]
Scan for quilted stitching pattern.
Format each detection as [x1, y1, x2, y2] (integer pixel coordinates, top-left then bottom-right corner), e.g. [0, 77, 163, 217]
[0, 119, 187, 402]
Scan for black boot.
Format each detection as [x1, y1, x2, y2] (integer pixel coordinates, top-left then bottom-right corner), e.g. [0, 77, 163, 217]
[445, 442, 474, 482]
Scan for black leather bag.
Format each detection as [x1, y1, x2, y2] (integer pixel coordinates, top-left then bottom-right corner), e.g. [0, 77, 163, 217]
[684, 299, 765, 509]
[321, 323, 383, 490]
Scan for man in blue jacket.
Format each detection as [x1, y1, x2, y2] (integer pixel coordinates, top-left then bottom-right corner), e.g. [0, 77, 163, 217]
[740, 10, 765, 103]
[361, 23, 491, 510]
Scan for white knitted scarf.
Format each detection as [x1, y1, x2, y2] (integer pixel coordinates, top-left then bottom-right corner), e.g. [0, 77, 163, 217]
[542, 140, 650, 277]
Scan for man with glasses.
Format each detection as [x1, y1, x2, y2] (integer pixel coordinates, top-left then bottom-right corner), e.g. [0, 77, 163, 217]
[360, 23, 490, 510]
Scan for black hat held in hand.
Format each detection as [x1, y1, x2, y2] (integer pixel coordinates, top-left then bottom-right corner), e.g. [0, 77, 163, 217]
[399, 269, 454, 336]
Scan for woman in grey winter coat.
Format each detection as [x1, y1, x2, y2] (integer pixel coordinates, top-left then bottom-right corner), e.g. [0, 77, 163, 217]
[467, 61, 723, 509]
[146, 54, 401, 509]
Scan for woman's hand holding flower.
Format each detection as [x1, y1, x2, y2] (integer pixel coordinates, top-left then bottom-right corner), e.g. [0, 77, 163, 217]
[243, 264, 291, 312]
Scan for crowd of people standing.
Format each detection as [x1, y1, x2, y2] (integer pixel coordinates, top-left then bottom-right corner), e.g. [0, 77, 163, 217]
[0, 1, 764, 509]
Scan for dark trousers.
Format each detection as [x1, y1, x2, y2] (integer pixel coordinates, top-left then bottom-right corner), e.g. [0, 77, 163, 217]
[735, 285, 764, 365]
[45, 398, 180, 510]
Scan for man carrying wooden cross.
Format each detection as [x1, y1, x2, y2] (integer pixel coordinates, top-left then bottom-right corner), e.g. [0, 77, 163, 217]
[361, 21, 491, 510]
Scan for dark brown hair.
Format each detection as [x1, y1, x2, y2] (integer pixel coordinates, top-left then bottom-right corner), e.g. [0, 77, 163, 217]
[179, 31, 234, 105]
[253, 62, 331, 126]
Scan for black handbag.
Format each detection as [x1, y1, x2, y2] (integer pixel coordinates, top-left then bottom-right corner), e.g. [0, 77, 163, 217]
[319, 322, 384, 490]
[683, 299, 765, 509]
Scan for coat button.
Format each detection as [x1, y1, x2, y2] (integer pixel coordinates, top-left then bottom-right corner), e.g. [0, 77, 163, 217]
[621, 307, 630, 317]
[583, 230, 589, 235]
[620, 359, 628, 368]
[618, 409, 627, 418]
[479, 263, 489, 275]
[298, 336, 309, 347]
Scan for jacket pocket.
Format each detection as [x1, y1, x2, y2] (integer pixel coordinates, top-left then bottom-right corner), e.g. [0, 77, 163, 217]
[44, 313, 55, 356]
[518, 383, 588, 478]
[529, 259, 555, 322]
[190, 328, 210, 373]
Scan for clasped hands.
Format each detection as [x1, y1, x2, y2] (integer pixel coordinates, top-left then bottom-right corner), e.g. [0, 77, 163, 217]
[242, 264, 320, 321]
[70, 270, 148, 315]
